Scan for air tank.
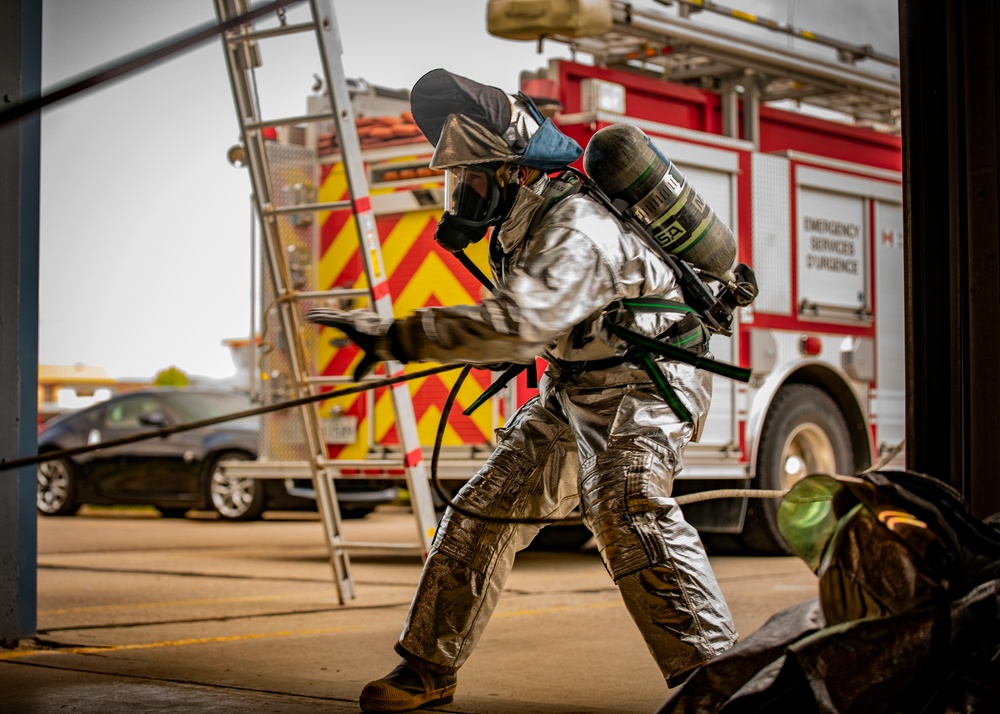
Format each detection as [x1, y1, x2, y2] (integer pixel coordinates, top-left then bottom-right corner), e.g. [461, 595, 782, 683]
[583, 123, 736, 275]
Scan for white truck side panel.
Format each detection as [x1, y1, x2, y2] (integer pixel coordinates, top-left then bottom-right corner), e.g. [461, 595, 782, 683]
[796, 189, 868, 315]
[647, 135, 742, 458]
[680, 163, 739, 451]
[751, 154, 792, 316]
[874, 199, 906, 452]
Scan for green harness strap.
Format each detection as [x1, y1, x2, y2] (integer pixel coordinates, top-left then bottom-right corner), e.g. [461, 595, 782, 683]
[602, 297, 752, 423]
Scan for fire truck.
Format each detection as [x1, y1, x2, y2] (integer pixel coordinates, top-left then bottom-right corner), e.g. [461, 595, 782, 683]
[249, 0, 904, 554]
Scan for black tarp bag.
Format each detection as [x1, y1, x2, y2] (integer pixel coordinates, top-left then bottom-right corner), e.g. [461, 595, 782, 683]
[659, 470, 1000, 714]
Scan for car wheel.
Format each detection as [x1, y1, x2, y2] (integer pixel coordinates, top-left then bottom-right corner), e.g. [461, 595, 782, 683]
[37, 456, 81, 516]
[204, 451, 265, 521]
[743, 383, 853, 555]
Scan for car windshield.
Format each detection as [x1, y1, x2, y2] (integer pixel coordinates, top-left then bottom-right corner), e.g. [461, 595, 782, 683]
[159, 392, 255, 425]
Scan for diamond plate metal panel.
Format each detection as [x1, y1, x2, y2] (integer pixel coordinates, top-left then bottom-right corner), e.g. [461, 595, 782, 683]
[752, 154, 792, 315]
[258, 142, 320, 462]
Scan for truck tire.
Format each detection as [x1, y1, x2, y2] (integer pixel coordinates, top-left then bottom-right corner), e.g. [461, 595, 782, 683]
[743, 383, 853, 555]
[205, 451, 266, 521]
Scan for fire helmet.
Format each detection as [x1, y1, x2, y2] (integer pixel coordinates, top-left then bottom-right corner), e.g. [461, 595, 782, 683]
[410, 68, 582, 172]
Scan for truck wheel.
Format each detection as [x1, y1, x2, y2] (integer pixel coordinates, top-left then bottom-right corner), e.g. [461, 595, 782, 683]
[37, 456, 81, 516]
[205, 451, 266, 521]
[743, 384, 853, 555]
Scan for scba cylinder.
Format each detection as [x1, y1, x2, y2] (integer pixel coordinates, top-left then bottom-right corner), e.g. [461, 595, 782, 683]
[583, 123, 736, 275]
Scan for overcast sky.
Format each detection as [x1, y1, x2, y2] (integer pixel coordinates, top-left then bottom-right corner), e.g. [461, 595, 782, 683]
[38, 0, 899, 381]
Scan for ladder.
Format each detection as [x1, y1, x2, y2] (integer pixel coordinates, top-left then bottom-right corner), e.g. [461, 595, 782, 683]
[213, 0, 440, 604]
[517, 0, 900, 133]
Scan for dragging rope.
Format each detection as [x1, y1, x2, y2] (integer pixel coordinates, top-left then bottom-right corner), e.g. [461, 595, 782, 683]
[671, 438, 907, 507]
[675, 489, 788, 506]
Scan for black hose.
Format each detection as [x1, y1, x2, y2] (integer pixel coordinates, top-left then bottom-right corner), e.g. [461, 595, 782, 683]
[429, 365, 572, 526]
[2, 362, 464, 473]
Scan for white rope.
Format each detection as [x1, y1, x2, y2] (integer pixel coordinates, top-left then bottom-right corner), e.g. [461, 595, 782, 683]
[675, 488, 787, 505]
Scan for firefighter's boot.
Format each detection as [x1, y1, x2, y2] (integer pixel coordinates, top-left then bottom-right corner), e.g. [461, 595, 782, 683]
[359, 659, 458, 712]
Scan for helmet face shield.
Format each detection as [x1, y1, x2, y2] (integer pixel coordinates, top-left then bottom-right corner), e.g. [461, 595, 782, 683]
[434, 165, 511, 253]
[446, 166, 500, 224]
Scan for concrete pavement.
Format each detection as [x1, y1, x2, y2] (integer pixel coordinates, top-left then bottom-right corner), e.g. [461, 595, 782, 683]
[1, 506, 819, 713]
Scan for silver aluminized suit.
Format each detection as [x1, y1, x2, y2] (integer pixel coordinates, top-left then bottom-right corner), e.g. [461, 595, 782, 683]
[393, 175, 738, 681]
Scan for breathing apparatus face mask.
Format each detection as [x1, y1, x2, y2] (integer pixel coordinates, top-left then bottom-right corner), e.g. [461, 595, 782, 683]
[435, 165, 515, 253]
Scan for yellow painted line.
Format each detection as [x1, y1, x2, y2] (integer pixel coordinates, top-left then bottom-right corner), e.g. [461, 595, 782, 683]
[39, 591, 328, 616]
[0, 625, 360, 661]
[6, 602, 622, 662]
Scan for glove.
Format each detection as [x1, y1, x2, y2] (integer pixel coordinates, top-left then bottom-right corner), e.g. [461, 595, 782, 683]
[306, 308, 408, 381]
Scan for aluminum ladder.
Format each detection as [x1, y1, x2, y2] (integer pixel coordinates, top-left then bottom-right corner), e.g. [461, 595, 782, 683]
[213, 0, 439, 604]
[514, 0, 900, 133]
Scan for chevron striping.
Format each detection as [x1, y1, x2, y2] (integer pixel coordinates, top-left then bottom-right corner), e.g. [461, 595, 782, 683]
[318, 163, 348, 225]
[379, 211, 437, 277]
[320, 215, 368, 294]
[315, 174, 500, 452]
[393, 252, 478, 315]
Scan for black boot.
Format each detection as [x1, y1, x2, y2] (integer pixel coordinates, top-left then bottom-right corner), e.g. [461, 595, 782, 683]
[359, 659, 458, 712]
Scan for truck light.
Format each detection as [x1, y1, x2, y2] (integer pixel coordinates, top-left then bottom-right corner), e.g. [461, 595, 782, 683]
[581, 78, 626, 115]
[799, 335, 823, 356]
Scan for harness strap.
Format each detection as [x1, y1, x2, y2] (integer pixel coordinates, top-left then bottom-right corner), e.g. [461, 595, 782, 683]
[462, 361, 537, 416]
[605, 321, 751, 383]
[620, 296, 698, 314]
[637, 352, 692, 423]
[602, 302, 751, 423]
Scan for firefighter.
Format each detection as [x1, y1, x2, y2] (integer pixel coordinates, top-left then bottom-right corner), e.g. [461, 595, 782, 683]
[307, 69, 738, 713]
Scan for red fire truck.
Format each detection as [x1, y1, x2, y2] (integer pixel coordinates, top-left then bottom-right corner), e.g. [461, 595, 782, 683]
[256, 1, 904, 554]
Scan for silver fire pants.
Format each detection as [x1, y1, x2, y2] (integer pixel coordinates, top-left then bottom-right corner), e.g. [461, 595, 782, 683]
[396, 375, 738, 680]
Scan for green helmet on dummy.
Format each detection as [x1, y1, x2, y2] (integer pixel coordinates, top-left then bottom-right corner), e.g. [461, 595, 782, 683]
[409, 68, 583, 252]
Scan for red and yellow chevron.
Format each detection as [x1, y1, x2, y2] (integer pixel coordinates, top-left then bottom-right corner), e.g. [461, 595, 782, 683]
[315, 159, 497, 459]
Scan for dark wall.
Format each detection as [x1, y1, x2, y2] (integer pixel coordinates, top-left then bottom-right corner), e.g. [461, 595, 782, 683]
[900, 0, 1000, 518]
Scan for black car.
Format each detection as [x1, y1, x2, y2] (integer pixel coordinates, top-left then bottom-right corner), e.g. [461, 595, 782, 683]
[36, 388, 396, 521]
